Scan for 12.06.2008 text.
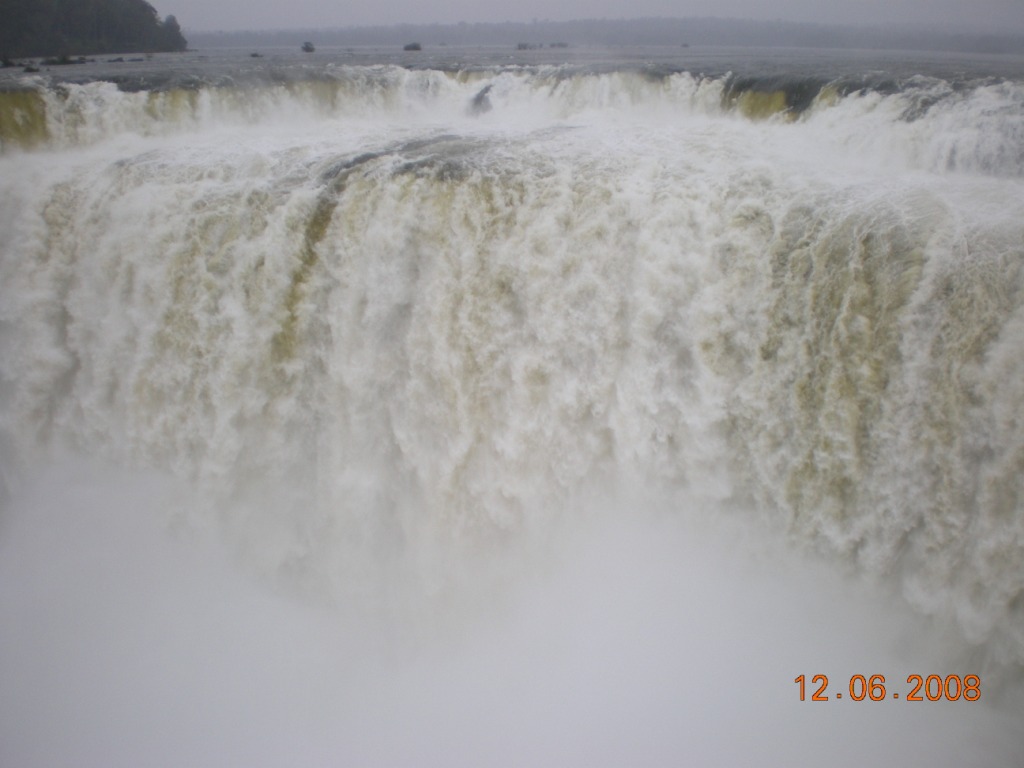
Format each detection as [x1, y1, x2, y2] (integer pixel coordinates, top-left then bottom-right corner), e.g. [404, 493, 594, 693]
[794, 674, 980, 702]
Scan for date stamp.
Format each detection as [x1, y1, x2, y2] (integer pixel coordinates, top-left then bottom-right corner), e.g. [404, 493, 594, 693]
[795, 674, 980, 702]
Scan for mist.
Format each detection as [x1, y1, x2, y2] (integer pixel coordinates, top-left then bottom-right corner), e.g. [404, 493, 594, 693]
[2, 460, 1021, 766]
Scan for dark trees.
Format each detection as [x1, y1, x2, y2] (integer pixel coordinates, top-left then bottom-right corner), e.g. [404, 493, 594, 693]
[0, 0, 188, 59]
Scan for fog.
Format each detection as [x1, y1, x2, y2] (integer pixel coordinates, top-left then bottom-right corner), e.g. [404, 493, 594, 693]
[2, 461, 1022, 767]
[167, 0, 1024, 34]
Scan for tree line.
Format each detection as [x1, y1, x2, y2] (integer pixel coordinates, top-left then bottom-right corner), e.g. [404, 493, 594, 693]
[1, 0, 187, 59]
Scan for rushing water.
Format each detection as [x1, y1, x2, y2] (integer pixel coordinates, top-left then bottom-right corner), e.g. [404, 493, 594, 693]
[1, 46, 1023, 766]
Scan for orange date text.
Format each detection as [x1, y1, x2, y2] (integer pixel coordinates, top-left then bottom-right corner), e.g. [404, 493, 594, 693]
[794, 674, 980, 702]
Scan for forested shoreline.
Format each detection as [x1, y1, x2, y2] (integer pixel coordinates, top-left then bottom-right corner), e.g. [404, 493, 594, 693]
[1, 0, 187, 59]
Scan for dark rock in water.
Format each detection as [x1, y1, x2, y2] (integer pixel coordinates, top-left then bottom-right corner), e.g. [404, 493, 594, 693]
[403, 42, 422, 51]
[250, 52, 263, 58]
[108, 57, 125, 63]
[42, 54, 83, 65]
[301, 41, 315, 53]
[23, 65, 40, 73]
[469, 84, 493, 115]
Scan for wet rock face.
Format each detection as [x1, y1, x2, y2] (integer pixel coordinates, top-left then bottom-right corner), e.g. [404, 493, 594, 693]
[469, 84, 493, 115]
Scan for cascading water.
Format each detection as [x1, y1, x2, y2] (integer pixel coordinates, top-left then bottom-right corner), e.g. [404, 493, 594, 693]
[1, 50, 1023, 766]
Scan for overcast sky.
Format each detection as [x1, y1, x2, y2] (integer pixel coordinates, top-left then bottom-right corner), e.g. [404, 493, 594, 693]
[166, 0, 1024, 33]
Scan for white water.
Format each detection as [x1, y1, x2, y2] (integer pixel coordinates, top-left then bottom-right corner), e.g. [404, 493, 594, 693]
[1, 65, 1023, 764]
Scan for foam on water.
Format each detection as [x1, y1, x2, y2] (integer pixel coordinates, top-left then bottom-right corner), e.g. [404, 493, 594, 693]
[3, 65, 1023, 176]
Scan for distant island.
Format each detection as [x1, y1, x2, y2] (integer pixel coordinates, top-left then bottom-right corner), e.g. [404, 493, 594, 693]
[1, 0, 187, 60]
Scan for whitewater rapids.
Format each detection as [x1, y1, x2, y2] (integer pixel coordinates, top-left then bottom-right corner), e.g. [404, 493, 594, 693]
[1, 57, 1023, 765]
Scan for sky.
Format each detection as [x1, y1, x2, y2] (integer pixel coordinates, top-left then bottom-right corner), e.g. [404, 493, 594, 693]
[165, 0, 1024, 34]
